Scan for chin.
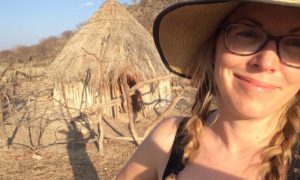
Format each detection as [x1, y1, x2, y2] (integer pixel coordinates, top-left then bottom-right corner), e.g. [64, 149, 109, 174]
[218, 95, 283, 121]
[234, 107, 278, 120]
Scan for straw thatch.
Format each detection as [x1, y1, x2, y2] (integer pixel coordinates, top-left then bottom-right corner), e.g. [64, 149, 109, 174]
[49, 0, 171, 119]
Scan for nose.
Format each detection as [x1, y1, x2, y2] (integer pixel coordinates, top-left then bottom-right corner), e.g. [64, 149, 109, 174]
[248, 41, 280, 72]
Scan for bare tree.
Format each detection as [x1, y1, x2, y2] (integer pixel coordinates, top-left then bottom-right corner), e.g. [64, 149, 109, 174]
[61, 30, 74, 39]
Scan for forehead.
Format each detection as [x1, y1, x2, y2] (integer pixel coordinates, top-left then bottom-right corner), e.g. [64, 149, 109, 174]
[226, 3, 300, 34]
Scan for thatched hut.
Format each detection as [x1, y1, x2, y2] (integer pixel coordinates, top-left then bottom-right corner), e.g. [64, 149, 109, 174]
[49, 0, 171, 119]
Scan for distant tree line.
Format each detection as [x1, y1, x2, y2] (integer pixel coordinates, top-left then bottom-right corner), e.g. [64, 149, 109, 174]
[0, 30, 75, 65]
[0, 0, 176, 65]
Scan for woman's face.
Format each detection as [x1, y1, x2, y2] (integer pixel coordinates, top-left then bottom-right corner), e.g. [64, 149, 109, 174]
[214, 3, 300, 120]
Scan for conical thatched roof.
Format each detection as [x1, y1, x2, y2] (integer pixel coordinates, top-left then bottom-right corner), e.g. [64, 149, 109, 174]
[49, 0, 169, 89]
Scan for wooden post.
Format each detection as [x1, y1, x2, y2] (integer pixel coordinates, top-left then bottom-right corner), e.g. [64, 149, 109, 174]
[0, 63, 14, 148]
[121, 73, 141, 145]
[61, 84, 72, 118]
[0, 93, 5, 147]
[97, 112, 104, 154]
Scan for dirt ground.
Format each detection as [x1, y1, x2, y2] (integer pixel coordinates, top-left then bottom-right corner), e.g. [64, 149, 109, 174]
[0, 139, 136, 180]
[0, 106, 192, 180]
[0, 63, 194, 180]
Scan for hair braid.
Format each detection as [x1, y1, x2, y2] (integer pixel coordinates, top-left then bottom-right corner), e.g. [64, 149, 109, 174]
[260, 95, 299, 179]
[182, 36, 217, 163]
[182, 88, 214, 163]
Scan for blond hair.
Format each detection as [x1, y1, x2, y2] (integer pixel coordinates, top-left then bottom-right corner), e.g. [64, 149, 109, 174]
[182, 33, 300, 179]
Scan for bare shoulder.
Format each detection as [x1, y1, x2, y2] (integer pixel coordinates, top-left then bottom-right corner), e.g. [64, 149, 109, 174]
[147, 116, 184, 154]
[116, 116, 185, 180]
[152, 116, 184, 137]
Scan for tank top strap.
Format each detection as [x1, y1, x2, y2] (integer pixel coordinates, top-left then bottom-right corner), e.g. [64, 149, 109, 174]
[162, 117, 189, 180]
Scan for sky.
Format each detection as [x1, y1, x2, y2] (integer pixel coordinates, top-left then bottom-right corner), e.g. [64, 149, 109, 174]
[0, 0, 133, 51]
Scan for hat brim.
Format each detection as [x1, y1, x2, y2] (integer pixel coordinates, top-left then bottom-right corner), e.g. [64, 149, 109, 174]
[153, 0, 300, 79]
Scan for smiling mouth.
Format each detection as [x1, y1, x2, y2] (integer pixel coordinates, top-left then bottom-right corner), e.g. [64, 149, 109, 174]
[234, 74, 278, 90]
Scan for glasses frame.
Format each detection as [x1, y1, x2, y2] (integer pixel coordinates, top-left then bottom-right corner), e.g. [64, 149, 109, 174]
[221, 23, 300, 69]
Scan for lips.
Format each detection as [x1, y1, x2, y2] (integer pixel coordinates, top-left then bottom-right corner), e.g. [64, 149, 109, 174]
[234, 74, 278, 90]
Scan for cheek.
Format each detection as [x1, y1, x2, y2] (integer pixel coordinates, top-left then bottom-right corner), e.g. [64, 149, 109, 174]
[214, 34, 226, 68]
[214, 39, 224, 91]
[214, 37, 235, 96]
[280, 67, 300, 92]
[214, 35, 227, 76]
[214, 35, 243, 71]
[214, 36, 239, 87]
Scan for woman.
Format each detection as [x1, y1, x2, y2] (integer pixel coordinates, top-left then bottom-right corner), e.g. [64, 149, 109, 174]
[117, 0, 300, 179]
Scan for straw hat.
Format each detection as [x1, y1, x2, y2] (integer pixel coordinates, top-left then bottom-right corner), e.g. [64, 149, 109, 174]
[153, 0, 300, 79]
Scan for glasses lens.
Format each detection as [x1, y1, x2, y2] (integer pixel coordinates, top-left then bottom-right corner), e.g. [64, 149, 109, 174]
[280, 36, 300, 68]
[225, 24, 266, 55]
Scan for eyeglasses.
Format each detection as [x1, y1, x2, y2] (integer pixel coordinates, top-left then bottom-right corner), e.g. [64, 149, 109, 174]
[222, 23, 300, 69]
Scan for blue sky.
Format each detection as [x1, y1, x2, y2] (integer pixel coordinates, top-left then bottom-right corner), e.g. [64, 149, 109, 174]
[0, 0, 133, 51]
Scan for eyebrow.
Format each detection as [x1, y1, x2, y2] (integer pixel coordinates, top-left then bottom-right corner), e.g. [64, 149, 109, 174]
[233, 18, 263, 27]
[290, 27, 300, 34]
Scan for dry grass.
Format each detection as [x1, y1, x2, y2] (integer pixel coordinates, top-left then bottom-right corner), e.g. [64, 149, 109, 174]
[0, 60, 195, 180]
[49, 0, 169, 88]
[0, 140, 136, 180]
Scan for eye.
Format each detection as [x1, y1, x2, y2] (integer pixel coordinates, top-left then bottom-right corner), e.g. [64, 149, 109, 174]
[284, 37, 300, 48]
[226, 24, 262, 41]
[235, 30, 259, 39]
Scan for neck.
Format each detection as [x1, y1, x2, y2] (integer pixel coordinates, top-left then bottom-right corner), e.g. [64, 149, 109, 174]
[208, 110, 282, 154]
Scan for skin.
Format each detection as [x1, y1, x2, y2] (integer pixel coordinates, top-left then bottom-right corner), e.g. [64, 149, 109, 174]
[215, 3, 300, 122]
[117, 3, 300, 180]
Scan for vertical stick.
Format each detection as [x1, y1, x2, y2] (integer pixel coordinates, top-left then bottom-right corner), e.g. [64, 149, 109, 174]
[0, 93, 5, 147]
[61, 84, 72, 118]
[79, 69, 91, 112]
[121, 73, 141, 145]
[120, 84, 127, 113]
[97, 111, 104, 154]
